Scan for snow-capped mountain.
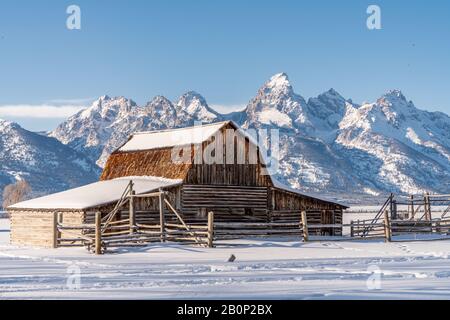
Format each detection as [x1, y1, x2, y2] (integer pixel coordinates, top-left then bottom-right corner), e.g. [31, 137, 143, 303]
[176, 91, 221, 123]
[49, 95, 138, 166]
[240, 73, 365, 197]
[48, 73, 450, 199]
[241, 74, 450, 196]
[336, 90, 450, 195]
[0, 119, 101, 205]
[50, 92, 223, 167]
[243, 73, 310, 130]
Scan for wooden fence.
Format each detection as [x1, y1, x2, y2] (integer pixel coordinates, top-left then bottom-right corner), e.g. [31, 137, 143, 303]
[349, 210, 450, 241]
[55, 209, 312, 253]
[214, 221, 303, 240]
[53, 182, 215, 254]
[350, 220, 387, 239]
[55, 210, 214, 254]
[391, 219, 450, 236]
[51, 190, 450, 254]
[213, 210, 347, 242]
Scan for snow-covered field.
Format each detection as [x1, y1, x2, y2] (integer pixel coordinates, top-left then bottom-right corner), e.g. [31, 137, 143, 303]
[2, 217, 450, 300]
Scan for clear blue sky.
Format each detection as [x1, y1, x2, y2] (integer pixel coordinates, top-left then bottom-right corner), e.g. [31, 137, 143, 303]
[0, 0, 449, 131]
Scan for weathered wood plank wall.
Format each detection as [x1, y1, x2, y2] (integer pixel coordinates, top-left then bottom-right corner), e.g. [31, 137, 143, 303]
[10, 210, 84, 248]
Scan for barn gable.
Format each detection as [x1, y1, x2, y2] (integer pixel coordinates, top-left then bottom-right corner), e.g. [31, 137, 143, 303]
[101, 121, 273, 187]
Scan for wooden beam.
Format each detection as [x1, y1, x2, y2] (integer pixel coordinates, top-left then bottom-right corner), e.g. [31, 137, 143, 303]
[350, 220, 354, 238]
[56, 212, 63, 245]
[409, 195, 414, 219]
[159, 188, 166, 243]
[95, 212, 102, 255]
[52, 212, 58, 249]
[129, 190, 136, 234]
[207, 211, 214, 248]
[301, 211, 309, 242]
[164, 198, 205, 246]
[130, 191, 166, 198]
[383, 210, 392, 242]
[426, 192, 432, 221]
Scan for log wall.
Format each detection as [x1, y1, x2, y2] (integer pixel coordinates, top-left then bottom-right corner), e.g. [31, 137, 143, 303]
[9, 210, 84, 248]
[269, 188, 343, 236]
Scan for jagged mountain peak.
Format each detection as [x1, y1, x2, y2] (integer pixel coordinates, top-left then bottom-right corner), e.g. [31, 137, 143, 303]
[81, 95, 137, 119]
[176, 91, 219, 122]
[0, 118, 12, 128]
[307, 89, 349, 130]
[0, 118, 26, 134]
[311, 88, 347, 106]
[267, 72, 290, 86]
[180, 90, 207, 101]
[377, 89, 412, 109]
[322, 88, 345, 99]
[242, 73, 315, 130]
[261, 72, 294, 96]
[384, 89, 406, 100]
[145, 95, 177, 119]
[176, 91, 208, 109]
[94, 95, 134, 106]
[147, 95, 174, 106]
[326, 88, 340, 94]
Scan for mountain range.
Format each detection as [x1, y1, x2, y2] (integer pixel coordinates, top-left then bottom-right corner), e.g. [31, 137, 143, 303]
[1, 73, 450, 205]
[0, 119, 100, 204]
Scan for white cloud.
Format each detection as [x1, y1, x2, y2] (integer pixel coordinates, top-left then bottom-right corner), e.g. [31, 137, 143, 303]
[210, 104, 246, 114]
[0, 104, 86, 119]
[47, 97, 97, 105]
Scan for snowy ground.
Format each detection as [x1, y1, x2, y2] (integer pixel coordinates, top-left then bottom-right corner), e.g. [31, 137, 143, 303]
[2, 217, 450, 300]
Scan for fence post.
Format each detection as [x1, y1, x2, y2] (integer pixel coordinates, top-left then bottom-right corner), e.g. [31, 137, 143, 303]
[350, 220, 354, 238]
[301, 211, 309, 242]
[159, 188, 166, 243]
[207, 211, 214, 248]
[426, 192, 432, 221]
[392, 200, 398, 220]
[357, 219, 360, 237]
[129, 190, 136, 234]
[410, 195, 414, 219]
[383, 210, 392, 242]
[436, 220, 441, 234]
[389, 193, 395, 219]
[57, 212, 63, 244]
[52, 212, 58, 248]
[95, 211, 102, 255]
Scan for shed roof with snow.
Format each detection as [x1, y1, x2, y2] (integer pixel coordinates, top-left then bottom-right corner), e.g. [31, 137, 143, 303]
[9, 176, 182, 210]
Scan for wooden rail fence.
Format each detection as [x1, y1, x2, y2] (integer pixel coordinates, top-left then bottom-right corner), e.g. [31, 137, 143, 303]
[51, 189, 450, 254]
[214, 221, 303, 240]
[55, 210, 214, 254]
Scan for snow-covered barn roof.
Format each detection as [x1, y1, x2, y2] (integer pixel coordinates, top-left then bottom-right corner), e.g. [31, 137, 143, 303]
[119, 121, 228, 152]
[8, 176, 182, 210]
[118, 121, 259, 152]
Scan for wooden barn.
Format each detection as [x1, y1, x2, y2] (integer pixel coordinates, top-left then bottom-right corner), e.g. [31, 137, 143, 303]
[8, 121, 347, 249]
